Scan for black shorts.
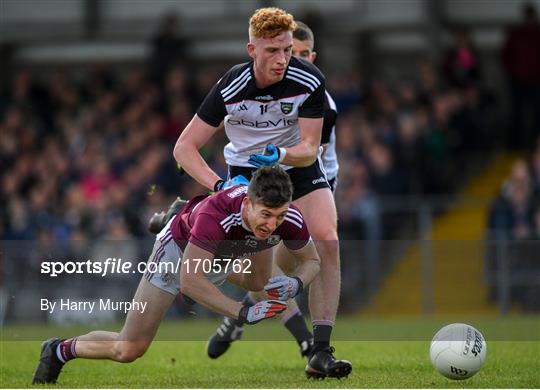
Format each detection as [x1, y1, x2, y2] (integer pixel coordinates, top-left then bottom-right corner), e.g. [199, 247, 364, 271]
[328, 176, 338, 194]
[228, 160, 330, 201]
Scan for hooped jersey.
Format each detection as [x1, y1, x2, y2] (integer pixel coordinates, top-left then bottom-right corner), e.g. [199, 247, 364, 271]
[170, 185, 311, 259]
[197, 56, 325, 169]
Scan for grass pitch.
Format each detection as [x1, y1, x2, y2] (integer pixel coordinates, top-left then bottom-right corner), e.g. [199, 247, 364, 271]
[1, 316, 538, 388]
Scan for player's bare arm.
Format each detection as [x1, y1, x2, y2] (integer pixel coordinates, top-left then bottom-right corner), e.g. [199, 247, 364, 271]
[280, 117, 323, 167]
[180, 242, 244, 319]
[173, 114, 222, 191]
[263, 240, 320, 301]
[285, 239, 320, 287]
[227, 247, 274, 292]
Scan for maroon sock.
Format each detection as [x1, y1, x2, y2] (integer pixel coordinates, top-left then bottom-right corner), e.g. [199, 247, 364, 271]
[56, 338, 78, 363]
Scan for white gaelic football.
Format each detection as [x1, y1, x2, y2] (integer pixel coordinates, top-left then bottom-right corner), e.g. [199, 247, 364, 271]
[430, 323, 487, 380]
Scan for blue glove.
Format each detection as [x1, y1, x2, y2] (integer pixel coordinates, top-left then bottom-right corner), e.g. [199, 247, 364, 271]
[264, 275, 304, 300]
[214, 175, 250, 192]
[238, 300, 287, 325]
[248, 144, 285, 168]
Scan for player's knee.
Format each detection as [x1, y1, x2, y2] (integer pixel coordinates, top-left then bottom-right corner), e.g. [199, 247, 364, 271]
[311, 227, 339, 244]
[115, 348, 145, 363]
[114, 342, 149, 363]
[312, 230, 339, 253]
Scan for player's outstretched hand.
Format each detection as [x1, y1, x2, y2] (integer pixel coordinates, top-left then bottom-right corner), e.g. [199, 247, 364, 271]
[264, 275, 303, 300]
[215, 175, 250, 191]
[248, 144, 284, 167]
[238, 300, 287, 325]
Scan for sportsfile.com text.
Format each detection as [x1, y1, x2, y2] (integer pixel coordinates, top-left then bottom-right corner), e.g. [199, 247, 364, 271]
[40, 258, 252, 277]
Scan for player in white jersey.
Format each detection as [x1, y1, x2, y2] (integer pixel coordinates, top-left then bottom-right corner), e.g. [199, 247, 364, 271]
[204, 19, 344, 372]
[292, 21, 339, 192]
[173, 8, 350, 379]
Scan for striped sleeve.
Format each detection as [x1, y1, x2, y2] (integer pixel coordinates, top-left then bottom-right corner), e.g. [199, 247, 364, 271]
[285, 61, 325, 119]
[219, 67, 252, 103]
[281, 206, 310, 250]
[287, 65, 322, 92]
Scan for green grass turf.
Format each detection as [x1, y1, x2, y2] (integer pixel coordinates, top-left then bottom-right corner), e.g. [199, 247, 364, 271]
[1, 316, 539, 388]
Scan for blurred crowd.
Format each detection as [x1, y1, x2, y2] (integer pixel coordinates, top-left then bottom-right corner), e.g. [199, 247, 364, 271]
[1, 65, 188, 242]
[3, 6, 540, 317]
[0, 49, 497, 244]
[486, 144, 540, 310]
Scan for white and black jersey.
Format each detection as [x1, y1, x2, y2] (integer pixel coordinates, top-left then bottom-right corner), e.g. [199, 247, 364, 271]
[321, 91, 339, 182]
[197, 56, 325, 169]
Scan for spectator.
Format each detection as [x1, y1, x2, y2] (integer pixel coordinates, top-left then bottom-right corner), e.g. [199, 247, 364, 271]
[501, 3, 540, 149]
[488, 160, 535, 240]
[395, 112, 423, 193]
[338, 159, 381, 242]
[443, 28, 480, 89]
[149, 13, 190, 87]
[421, 92, 453, 193]
[367, 142, 407, 196]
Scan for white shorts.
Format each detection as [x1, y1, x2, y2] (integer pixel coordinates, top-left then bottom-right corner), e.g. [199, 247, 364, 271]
[144, 219, 183, 295]
[144, 219, 231, 295]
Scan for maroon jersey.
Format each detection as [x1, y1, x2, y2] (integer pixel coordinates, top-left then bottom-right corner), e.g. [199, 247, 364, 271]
[170, 185, 310, 258]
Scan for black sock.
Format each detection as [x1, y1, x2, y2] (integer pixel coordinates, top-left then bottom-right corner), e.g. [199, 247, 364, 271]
[313, 324, 333, 352]
[283, 311, 313, 346]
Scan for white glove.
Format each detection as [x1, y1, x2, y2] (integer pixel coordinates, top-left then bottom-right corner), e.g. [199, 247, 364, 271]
[264, 276, 303, 301]
[238, 300, 287, 325]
